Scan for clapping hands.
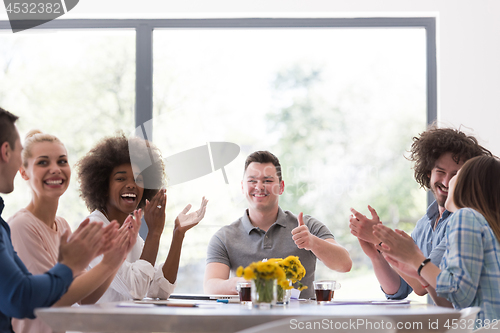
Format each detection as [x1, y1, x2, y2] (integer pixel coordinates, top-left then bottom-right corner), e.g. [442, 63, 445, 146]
[349, 205, 382, 244]
[102, 209, 142, 267]
[373, 224, 426, 277]
[174, 196, 208, 234]
[144, 189, 167, 236]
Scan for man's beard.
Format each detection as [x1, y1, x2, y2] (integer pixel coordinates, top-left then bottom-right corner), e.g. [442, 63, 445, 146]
[431, 183, 448, 208]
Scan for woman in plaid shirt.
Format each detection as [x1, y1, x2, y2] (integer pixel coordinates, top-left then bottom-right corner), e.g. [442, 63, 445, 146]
[373, 155, 500, 329]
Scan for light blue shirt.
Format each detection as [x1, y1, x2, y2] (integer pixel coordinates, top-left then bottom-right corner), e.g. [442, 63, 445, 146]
[436, 208, 500, 327]
[386, 201, 452, 299]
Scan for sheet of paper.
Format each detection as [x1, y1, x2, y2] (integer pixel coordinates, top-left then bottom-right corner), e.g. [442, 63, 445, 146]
[324, 299, 411, 305]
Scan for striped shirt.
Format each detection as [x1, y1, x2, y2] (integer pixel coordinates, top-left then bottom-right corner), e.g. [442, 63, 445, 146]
[436, 208, 500, 327]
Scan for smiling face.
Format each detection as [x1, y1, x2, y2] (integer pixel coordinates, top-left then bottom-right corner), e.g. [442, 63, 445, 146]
[444, 171, 459, 213]
[242, 162, 284, 214]
[105, 163, 144, 222]
[20, 141, 70, 200]
[428, 152, 464, 208]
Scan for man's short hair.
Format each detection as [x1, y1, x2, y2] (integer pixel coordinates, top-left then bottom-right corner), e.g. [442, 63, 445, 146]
[408, 125, 492, 189]
[0, 107, 19, 149]
[244, 151, 282, 182]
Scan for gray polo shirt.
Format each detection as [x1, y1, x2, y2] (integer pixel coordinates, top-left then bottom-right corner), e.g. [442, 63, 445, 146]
[206, 207, 334, 299]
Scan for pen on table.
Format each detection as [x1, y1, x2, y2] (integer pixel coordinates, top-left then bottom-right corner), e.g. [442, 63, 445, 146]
[217, 299, 240, 304]
[159, 303, 198, 307]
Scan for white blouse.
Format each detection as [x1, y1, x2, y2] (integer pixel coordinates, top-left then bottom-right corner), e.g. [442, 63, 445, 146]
[87, 210, 176, 302]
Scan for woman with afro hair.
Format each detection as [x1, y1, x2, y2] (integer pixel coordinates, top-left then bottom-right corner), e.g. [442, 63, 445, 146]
[77, 133, 208, 302]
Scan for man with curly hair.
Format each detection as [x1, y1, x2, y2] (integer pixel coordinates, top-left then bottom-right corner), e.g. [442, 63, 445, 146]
[349, 126, 492, 301]
[77, 134, 208, 302]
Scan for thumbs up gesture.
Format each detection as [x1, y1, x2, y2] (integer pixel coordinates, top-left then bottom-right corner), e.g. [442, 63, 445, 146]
[291, 212, 314, 250]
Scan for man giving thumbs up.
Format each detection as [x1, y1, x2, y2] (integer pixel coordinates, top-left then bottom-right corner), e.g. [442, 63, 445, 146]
[204, 151, 352, 298]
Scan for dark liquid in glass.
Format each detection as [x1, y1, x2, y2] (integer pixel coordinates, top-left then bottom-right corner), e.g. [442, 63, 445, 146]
[315, 289, 333, 302]
[239, 287, 251, 302]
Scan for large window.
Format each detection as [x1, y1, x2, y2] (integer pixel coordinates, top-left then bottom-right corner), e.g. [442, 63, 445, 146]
[0, 28, 135, 225]
[0, 18, 435, 301]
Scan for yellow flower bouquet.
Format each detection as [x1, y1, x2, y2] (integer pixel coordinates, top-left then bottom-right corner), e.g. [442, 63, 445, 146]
[236, 259, 286, 307]
[236, 256, 307, 306]
[274, 256, 307, 303]
[276, 255, 307, 290]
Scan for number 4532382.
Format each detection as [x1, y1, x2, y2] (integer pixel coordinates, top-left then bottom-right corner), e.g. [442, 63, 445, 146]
[5, 2, 62, 14]
[444, 318, 499, 330]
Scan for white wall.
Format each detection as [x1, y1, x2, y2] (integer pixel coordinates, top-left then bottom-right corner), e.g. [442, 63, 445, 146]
[3, 0, 499, 153]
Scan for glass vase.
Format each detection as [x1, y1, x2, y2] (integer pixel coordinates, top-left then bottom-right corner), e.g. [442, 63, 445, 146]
[251, 278, 277, 308]
[277, 279, 292, 305]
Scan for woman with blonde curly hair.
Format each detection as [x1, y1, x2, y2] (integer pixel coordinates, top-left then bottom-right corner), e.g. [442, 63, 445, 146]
[77, 133, 207, 302]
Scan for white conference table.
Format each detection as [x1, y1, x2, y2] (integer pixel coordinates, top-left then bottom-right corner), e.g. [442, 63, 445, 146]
[36, 299, 461, 333]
